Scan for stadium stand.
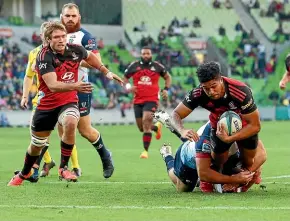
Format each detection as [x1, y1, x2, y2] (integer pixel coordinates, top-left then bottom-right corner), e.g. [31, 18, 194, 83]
[244, 0, 290, 43]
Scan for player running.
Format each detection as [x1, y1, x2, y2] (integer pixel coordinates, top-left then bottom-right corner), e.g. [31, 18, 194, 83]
[154, 111, 266, 193]
[19, 22, 56, 181]
[171, 61, 261, 173]
[124, 46, 171, 158]
[59, 3, 115, 178]
[8, 21, 122, 186]
[279, 54, 290, 89]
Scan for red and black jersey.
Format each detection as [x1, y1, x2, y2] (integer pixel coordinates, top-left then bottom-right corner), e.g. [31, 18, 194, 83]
[36, 44, 88, 110]
[124, 61, 167, 104]
[182, 77, 257, 129]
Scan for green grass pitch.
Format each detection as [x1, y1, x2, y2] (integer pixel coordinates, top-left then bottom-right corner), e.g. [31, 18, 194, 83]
[0, 121, 290, 221]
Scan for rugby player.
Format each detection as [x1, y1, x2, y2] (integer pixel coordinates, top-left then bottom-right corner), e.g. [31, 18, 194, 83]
[20, 22, 55, 180]
[124, 46, 171, 158]
[155, 111, 266, 193]
[279, 54, 290, 90]
[8, 21, 122, 186]
[171, 61, 261, 172]
[59, 3, 114, 178]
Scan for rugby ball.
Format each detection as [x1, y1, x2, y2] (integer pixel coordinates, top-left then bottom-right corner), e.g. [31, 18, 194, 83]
[217, 111, 242, 136]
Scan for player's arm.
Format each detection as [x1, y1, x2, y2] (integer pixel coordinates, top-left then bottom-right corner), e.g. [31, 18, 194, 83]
[162, 72, 172, 89]
[160, 72, 172, 100]
[171, 90, 200, 141]
[196, 157, 253, 184]
[220, 88, 260, 143]
[82, 51, 123, 84]
[23, 51, 35, 98]
[39, 52, 92, 93]
[80, 52, 101, 68]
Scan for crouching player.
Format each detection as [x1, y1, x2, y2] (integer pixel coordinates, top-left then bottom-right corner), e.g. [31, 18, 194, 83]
[155, 111, 267, 192]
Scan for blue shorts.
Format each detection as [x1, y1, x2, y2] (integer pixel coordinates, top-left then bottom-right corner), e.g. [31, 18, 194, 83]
[78, 92, 92, 117]
[174, 145, 199, 192]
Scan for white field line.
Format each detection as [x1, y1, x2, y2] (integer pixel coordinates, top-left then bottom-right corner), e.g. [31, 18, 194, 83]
[0, 205, 290, 210]
[263, 175, 290, 179]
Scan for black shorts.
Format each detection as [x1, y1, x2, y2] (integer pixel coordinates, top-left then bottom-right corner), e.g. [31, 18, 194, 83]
[31, 103, 79, 132]
[211, 129, 258, 154]
[133, 102, 157, 118]
[78, 92, 92, 117]
[174, 145, 199, 192]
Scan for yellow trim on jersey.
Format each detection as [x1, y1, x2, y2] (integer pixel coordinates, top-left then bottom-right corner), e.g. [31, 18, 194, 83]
[26, 45, 42, 107]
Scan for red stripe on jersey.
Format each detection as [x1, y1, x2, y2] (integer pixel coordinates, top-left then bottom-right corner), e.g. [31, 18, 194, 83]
[229, 85, 246, 97]
[196, 153, 211, 158]
[92, 50, 99, 54]
[223, 77, 246, 87]
[39, 47, 48, 61]
[229, 88, 245, 102]
[192, 89, 202, 98]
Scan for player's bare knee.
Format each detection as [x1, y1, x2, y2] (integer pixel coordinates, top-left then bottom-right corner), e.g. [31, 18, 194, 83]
[63, 116, 78, 132]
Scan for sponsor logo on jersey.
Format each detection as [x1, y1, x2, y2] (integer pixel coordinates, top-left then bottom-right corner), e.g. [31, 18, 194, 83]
[138, 76, 152, 85]
[85, 39, 96, 49]
[38, 63, 47, 70]
[185, 91, 192, 103]
[229, 101, 237, 110]
[241, 98, 253, 110]
[61, 72, 75, 83]
[72, 52, 79, 60]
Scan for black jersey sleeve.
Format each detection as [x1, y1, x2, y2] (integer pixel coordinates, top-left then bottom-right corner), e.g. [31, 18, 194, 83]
[182, 88, 202, 110]
[74, 44, 89, 60]
[238, 86, 257, 114]
[124, 61, 138, 78]
[36, 50, 55, 75]
[154, 61, 167, 77]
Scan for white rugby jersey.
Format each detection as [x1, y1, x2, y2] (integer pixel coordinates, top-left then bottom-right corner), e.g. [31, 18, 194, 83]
[66, 28, 98, 82]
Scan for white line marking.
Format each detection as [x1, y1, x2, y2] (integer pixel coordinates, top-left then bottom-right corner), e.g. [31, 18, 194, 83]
[263, 175, 290, 179]
[263, 182, 290, 185]
[0, 205, 290, 210]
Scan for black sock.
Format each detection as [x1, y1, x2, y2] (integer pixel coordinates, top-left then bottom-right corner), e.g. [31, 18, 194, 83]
[92, 134, 110, 159]
[143, 132, 152, 151]
[21, 152, 40, 176]
[151, 125, 158, 132]
[164, 155, 174, 172]
[35, 143, 49, 167]
[60, 141, 74, 169]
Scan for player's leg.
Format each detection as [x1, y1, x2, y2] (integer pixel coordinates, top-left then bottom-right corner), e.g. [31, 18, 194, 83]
[78, 92, 114, 178]
[140, 102, 158, 158]
[78, 115, 114, 178]
[27, 108, 55, 178]
[58, 103, 80, 182]
[8, 108, 56, 186]
[133, 104, 143, 132]
[237, 134, 259, 171]
[58, 111, 81, 176]
[160, 143, 198, 192]
[210, 128, 233, 169]
[39, 136, 56, 177]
